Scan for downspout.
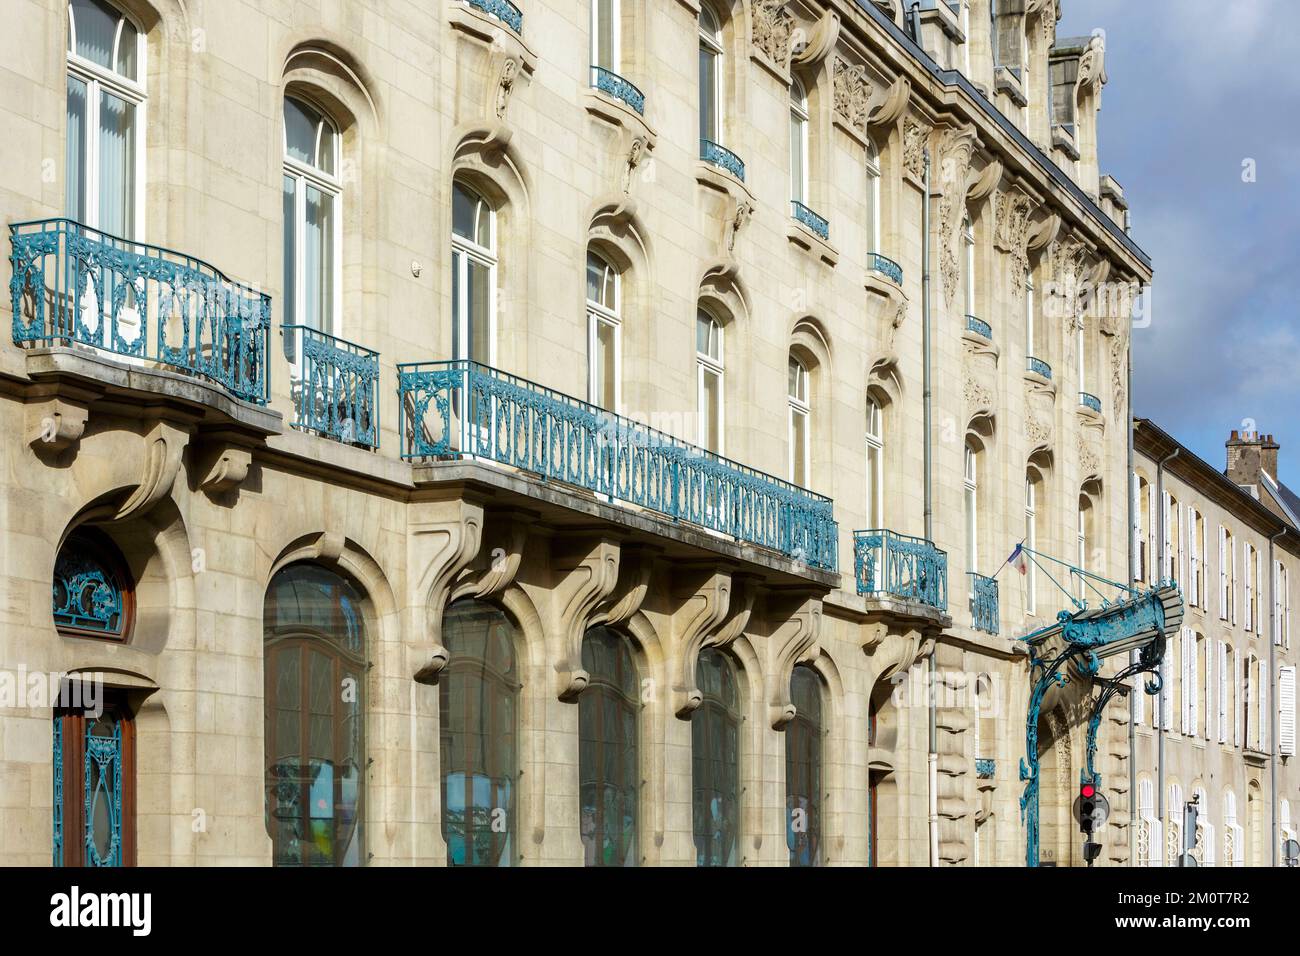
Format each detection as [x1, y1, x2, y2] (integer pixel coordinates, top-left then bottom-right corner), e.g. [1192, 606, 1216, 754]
[1270, 529, 1284, 866]
[923, 147, 938, 868]
[1127, 389, 1136, 865]
[1155, 446, 1180, 832]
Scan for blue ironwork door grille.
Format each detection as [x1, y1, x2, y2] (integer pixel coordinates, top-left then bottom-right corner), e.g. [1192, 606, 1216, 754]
[52, 700, 135, 867]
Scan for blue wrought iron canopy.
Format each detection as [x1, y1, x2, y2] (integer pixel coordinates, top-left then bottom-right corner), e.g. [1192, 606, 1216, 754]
[1020, 582, 1184, 662]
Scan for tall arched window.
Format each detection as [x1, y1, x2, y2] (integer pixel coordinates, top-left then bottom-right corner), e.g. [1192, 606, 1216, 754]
[67, 0, 145, 237]
[586, 251, 621, 411]
[691, 648, 740, 866]
[591, 0, 620, 71]
[789, 79, 809, 205]
[786, 665, 822, 866]
[440, 600, 518, 866]
[451, 180, 496, 364]
[865, 396, 884, 528]
[696, 310, 724, 453]
[1025, 472, 1040, 615]
[283, 95, 341, 339]
[865, 141, 881, 255]
[788, 356, 811, 486]
[962, 212, 976, 319]
[579, 626, 639, 866]
[964, 443, 979, 574]
[263, 564, 366, 867]
[698, 5, 722, 145]
[1224, 788, 1243, 866]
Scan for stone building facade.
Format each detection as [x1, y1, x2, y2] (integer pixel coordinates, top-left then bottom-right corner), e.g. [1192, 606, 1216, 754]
[1, 0, 1153, 866]
[1133, 421, 1300, 867]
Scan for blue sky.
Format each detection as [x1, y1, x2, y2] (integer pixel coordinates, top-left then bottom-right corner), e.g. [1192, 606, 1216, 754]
[1057, 0, 1300, 479]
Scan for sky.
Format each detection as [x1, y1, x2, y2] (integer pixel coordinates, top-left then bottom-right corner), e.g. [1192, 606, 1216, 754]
[1057, 0, 1300, 480]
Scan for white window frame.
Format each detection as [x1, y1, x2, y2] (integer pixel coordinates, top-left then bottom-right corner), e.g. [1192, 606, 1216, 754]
[66, 1, 147, 238]
[698, 5, 722, 144]
[789, 79, 809, 205]
[866, 142, 881, 255]
[283, 96, 343, 342]
[586, 251, 622, 411]
[591, 0, 621, 72]
[1025, 475, 1038, 615]
[962, 213, 976, 318]
[696, 310, 724, 455]
[964, 444, 979, 575]
[865, 397, 884, 529]
[1025, 268, 1035, 360]
[450, 181, 498, 365]
[788, 357, 810, 486]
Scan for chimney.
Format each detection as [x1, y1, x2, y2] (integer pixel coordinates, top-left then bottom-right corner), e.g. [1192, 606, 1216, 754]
[1226, 428, 1280, 485]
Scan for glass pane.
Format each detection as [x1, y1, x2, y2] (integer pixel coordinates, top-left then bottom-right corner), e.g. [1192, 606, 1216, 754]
[305, 184, 335, 334]
[451, 250, 462, 359]
[98, 91, 135, 238]
[786, 667, 821, 866]
[866, 444, 880, 524]
[282, 175, 297, 332]
[284, 97, 320, 167]
[594, 0, 616, 69]
[66, 76, 88, 222]
[468, 258, 491, 362]
[699, 48, 717, 142]
[580, 628, 639, 867]
[790, 409, 807, 486]
[70, 0, 118, 69]
[316, 120, 336, 176]
[452, 182, 478, 241]
[701, 367, 720, 453]
[596, 319, 617, 409]
[789, 114, 804, 202]
[866, 171, 878, 253]
[115, 18, 137, 80]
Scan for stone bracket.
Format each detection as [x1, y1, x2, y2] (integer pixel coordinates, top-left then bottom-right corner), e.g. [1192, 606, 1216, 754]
[27, 397, 89, 453]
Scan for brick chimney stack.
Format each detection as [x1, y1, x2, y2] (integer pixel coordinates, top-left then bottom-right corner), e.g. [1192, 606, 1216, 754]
[1226, 428, 1281, 485]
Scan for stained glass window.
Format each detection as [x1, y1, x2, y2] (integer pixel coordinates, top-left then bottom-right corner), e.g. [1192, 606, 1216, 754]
[786, 664, 822, 866]
[692, 648, 740, 866]
[579, 626, 639, 866]
[52, 528, 131, 640]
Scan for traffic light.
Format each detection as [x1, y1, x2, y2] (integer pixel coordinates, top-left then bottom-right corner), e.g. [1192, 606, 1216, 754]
[1079, 782, 1098, 834]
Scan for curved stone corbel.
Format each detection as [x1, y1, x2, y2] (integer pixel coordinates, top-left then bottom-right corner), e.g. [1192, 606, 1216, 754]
[966, 158, 1003, 203]
[766, 596, 823, 729]
[196, 435, 253, 494]
[449, 510, 531, 603]
[114, 419, 190, 521]
[590, 543, 657, 630]
[592, 193, 639, 230]
[1026, 212, 1061, 252]
[409, 498, 486, 683]
[669, 567, 732, 717]
[867, 76, 911, 130]
[27, 397, 88, 453]
[792, 10, 840, 69]
[551, 537, 622, 700]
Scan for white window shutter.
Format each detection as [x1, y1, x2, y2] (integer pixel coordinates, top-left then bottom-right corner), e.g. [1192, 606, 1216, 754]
[1187, 506, 1198, 605]
[1219, 526, 1228, 617]
[1135, 660, 1146, 725]
[1260, 660, 1269, 751]
[1150, 818, 1164, 868]
[1180, 628, 1192, 734]
[1280, 665, 1297, 757]
[1218, 642, 1228, 744]
[1234, 650, 1243, 748]
[1162, 639, 1174, 731]
[1179, 511, 1188, 593]
[1132, 474, 1142, 581]
[1232, 539, 1239, 625]
[1161, 492, 1172, 580]
[1189, 634, 1199, 738]
[1204, 639, 1214, 740]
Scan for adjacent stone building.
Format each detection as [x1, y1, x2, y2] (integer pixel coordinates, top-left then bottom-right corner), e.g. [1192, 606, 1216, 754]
[2, 0, 1156, 866]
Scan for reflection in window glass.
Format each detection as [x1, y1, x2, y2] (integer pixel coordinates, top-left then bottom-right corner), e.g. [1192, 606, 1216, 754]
[579, 626, 639, 866]
[692, 648, 740, 866]
[786, 665, 822, 866]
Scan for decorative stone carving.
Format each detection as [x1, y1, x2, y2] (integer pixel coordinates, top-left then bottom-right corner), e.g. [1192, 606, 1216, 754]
[792, 10, 840, 68]
[409, 497, 486, 683]
[752, 0, 795, 68]
[766, 595, 822, 729]
[495, 56, 520, 118]
[832, 58, 872, 133]
[1110, 334, 1128, 415]
[1077, 34, 1107, 94]
[867, 75, 911, 130]
[26, 398, 88, 453]
[1026, 414, 1051, 449]
[551, 537, 623, 700]
[670, 567, 734, 717]
[115, 419, 190, 521]
[448, 510, 531, 603]
[727, 199, 753, 255]
[1078, 430, 1101, 478]
[902, 117, 931, 183]
[967, 159, 1003, 203]
[622, 135, 649, 194]
[936, 127, 979, 307]
[197, 442, 252, 493]
[1052, 235, 1093, 333]
[964, 375, 994, 416]
[995, 190, 1036, 297]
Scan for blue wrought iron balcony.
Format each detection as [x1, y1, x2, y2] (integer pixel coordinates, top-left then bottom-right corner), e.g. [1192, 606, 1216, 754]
[791, 201, 830, 240]
[975, 758, 995, 779]
[965, 314, 992, 339]
[700, 140, 745, 182]
[968, 572, 999, 635]
[9, 217, 270, 404]
[284, 325, 380, 449]
[853, 529, 948, 611]
[464, 0, 522, 33]
[1079, 391, 1102, 413]
[1026, 355, 1052, 380]
[397, 360, 838, 570]
[590, 66, 645, 115]
[868, 252, 903, 285]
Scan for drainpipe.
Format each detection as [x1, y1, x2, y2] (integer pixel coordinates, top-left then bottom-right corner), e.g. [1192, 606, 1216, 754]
[923, 147, 938, 868]
[1127, 385, 1136, 865]
[1155, 447, 1180, 833]
[1270, 529, 1284, 866]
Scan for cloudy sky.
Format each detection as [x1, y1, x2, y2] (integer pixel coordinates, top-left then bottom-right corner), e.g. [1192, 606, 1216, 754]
[1057, 0, 1300, 478]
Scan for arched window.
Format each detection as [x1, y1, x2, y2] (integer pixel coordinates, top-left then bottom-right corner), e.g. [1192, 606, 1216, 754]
[786, 665, 822, 866]
[440, 600, 518, 866]
[263, 564, 366, 866]
[1024, 268, 1036, 363]
[579, 626, 639, 866]
[67, 0, 144, 236]
[696, 310, 724, 453]
[1192, 786, 1215, 866]
[1077, 494, 1093, 599]
[789, 79, 809, 205]
[1223, 789, 1243, 866]
[788, 356, 811, 486]
[1025, 472, 1040, 615]
[964, 443, 979, 574]
[451, 180, 496, 364]
[865, 141, 881, 255]
[283, 95, 341, 339]
[691, 648, 740, 866]
[698, 5, 722, 145]
[586, 251, 621, 411]
[865, 396, 884, 528]
[962, 212, 976, 319]
[591, 0, 620, 71]
[1136, 776, 1159, 866]
[53, 527, 133, 641]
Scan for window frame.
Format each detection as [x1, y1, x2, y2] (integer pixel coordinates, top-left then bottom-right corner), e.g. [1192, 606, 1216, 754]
[691, 646, 742, 867]
[451, 179, 498, 366]
[962, 212, 976, 318]
[586, 250, 622, 411]
[865, 141, 881, 256]
[591, 0, 621, 72]
[964, 443, 979, 575]
[698, 5, 723, 144]
[282, 94, 344, 342]
[787, 356, 811, 486]
[789, 78, 810, 205]
[696, 309, 725, 455]
[1025, 474, 1038, 615]
[865, 396, 884, 529]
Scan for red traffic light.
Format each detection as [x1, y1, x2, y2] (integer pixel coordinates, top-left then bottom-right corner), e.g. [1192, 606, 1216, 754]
[1081, 783, 1096, 798]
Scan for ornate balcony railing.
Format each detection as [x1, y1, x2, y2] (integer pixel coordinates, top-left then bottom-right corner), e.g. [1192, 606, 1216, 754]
[284, 325, 380, 449]
[397, 360, 838, 570]
[590, 66, 645, 115]
[868, 252, 903, 285]
[791, 201, 830, 240]
[1026, 355, 1052, 380]
[465, 0, 522, 33]
[966, 314, 992, 339]
[975, 758, 996, 779]
[1079, 391, 1102, 413]
[968, 572, 999, 635]
[700, 140, 746, 182]
[9, 217, 270, 404]
[853, 529, 948, 611]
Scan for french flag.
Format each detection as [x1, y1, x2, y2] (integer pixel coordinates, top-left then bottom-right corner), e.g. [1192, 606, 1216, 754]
[1010, 544, 1028, 576]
